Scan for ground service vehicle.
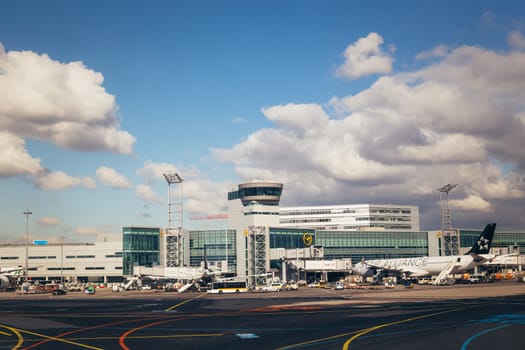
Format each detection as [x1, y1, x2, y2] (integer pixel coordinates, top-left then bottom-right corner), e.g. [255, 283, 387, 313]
[262, 282, 283, 292]
[207, 281, 248, 294]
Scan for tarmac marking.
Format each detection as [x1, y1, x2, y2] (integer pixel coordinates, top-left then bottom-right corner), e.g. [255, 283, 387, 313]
[276, 330, 360, 349]
[342, 307, 466, 350]
[460, 324, 510, 350]
[22, 318, 159, 350]
[65, 333, 223, 341]
[246, 305, 322, 312]
[165, 292, 206, 311]
[118, 316, 198, 350]
[15, 327, 103, 350]
[0, 325, 23, 349]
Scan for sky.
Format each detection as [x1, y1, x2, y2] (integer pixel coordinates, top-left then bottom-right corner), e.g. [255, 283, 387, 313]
[1, 0, 525, 243]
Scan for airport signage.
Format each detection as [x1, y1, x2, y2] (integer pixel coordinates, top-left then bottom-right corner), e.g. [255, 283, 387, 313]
[33, 240, 49, 245]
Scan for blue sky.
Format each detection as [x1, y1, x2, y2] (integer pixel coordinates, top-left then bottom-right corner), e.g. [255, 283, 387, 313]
[1, 0, 525, 243]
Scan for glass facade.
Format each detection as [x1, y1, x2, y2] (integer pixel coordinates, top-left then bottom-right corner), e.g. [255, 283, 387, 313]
[188, 229, 236, 271]
[316, 230, 429, 262]
[269, 227, 316, 249]
[228, 182, 283, 206]
[460, 229, 525, 254]
[122, 227, 160, 276]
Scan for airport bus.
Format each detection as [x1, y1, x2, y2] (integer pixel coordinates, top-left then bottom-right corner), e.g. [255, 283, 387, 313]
[207, 281, 248, 294]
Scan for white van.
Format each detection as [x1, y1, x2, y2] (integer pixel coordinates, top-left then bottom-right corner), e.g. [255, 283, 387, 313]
[262, 282, 283, 292]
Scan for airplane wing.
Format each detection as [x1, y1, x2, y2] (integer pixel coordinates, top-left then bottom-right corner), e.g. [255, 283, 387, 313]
[363, 261, 429, 277]
[470, 253, 495, 264]
[0, 267, 25, 275]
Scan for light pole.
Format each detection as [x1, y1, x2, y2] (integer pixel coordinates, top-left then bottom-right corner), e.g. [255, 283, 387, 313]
[23, 210, 32, 280]
[60, 236, 65, 285]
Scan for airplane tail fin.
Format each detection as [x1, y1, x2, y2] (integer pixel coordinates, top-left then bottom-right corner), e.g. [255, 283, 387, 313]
[465, 223, 496, 255]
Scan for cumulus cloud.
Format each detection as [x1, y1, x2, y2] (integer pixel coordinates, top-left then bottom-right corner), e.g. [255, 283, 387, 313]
[0, 42, 136, 179]
[75, 227, 100, 236]
[0, 131, 43, 177]
[37, 217, 60, 226]
[135, 184, 163, 203]
[335, 33, 393, 80]
[137, 161, 182, 182]
[508, 30, 525, 51]
[450, 194, 491, 212]
[134, 161, 231, 216]
[35, 171, 96, 190]
[416, 45, 449, 60]
[213, 33, 525, 229]
[96, 166, 132, 189]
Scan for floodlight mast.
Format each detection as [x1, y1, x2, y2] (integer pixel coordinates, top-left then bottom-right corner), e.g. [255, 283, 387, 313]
[163, 172, 184, 267]
[163, 173, 183, 230]
[437, 184, 458, 255]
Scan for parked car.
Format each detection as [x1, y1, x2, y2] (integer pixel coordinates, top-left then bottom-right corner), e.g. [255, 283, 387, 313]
[52, 289, 67, 295]
[285, 281, 299, 291]
[307, 282, 320, 288]
[335, 281, 345, 290]
[468, 276, 480, 284]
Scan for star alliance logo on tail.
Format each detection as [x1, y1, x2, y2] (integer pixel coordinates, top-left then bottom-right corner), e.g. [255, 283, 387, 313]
[477, 236, 490, 251]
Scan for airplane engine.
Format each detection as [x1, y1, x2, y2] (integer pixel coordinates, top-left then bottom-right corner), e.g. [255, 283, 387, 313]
[0, 274, 10, 290]
[352, 262, 375, 277]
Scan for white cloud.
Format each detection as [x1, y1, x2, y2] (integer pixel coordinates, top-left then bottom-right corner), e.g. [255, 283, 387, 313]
[137, 161, 182, 182]
[0, 131, 43, 177]
[96, 166, 132, 189]
[416, 45, 449, 60]
[35, 171, 96, 190]
[135, 161, 231, 216]
[135, 184, 163, 203]
[335, 33, 393, 80]
[0, 43, 135, 155]
[37, 217, 60, 226]
[0, 42, 136, 184]
[450, 194, 491, 212]
[508, 30, 525, 51]
[213, 36, 525, 229]
[75, 227, 100, 236]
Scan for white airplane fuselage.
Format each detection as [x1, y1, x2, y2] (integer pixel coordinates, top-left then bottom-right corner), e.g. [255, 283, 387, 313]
[353, 254, 494, 278]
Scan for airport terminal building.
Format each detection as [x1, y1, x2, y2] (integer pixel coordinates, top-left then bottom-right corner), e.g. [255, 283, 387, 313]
[3, 181, 525, 284]
[0, 240, 123, 284]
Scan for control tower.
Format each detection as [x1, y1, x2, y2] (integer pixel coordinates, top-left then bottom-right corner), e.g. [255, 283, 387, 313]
[227, 181, 283, 279]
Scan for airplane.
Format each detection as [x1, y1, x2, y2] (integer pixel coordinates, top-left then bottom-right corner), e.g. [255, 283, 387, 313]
[352, 223, 497, 282]
[0, 266, 25, 290]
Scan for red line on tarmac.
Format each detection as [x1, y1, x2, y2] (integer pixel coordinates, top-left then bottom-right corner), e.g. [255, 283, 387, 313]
[22, 317, 159, 350]
[119, 317, 194, 350]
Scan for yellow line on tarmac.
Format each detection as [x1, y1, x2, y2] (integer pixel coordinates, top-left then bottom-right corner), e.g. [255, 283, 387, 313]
[276, 330, 360, 350]
[0, 325, 23, 349]
[165, 292, 207, 311]
[17, 329, 103, 350]
[66, 333, 223, 341]
[342, 307, 466, 350]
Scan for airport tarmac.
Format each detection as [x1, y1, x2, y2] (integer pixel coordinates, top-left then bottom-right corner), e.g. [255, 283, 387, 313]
[1, 280, 524, 302]
[1, 281, 524, 349]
